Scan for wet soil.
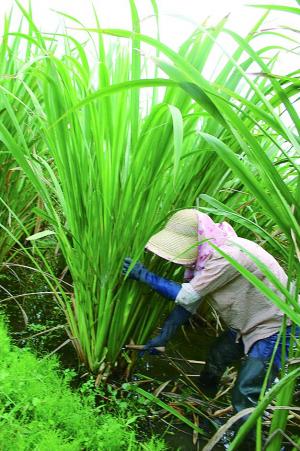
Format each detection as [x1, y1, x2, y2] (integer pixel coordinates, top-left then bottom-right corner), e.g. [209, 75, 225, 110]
[0, 263, 79, 368]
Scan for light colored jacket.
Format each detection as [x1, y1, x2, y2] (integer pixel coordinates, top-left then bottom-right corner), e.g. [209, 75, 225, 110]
[175, 237, 290, 353]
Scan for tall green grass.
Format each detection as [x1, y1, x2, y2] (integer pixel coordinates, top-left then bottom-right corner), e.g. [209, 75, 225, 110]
[0, 2, 246, 373]
[0, 11, 39, 265]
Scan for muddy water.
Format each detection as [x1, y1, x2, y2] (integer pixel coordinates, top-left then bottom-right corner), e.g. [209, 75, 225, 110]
[130, 326, 228, 451]
[0, 269, 79, 368]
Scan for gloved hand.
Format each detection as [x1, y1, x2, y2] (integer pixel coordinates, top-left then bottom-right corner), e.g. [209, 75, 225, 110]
[122, 257, 147, 281]
[122, 257, 181, 300]
[139, 305, 192, 356]
[139, 336, 166, 356]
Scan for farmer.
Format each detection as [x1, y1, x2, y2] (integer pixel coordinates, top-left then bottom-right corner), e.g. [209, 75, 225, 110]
[122, 209, 298, 442]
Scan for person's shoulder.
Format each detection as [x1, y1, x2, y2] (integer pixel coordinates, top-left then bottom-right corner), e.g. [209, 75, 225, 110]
[223, 237, 261, 252]
[231, 237, 272, 257]
[217, 237, 248, 252]
[213, 237, 261, 264]
[220, 237, 274, 267]
[211, 239, 244, 261]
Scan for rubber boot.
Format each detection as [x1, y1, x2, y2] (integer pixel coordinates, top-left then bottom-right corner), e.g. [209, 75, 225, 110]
[231, 356, 278, 450]
[198, 330, 244, 396]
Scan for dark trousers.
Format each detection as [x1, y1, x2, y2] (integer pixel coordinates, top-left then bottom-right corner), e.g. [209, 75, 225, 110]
[198, 330, 244, 398]
[198, 331, 272, 450]
[199, 327, 299, 405]
[198, 327, 299, 448]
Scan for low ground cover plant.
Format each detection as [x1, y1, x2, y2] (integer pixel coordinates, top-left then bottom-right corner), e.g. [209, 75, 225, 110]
[0, 316, 166, 450]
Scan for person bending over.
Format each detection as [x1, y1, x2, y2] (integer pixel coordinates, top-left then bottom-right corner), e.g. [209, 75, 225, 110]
[122, 209, 299, 447]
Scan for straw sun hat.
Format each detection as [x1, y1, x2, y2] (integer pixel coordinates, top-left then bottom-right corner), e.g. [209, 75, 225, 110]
[146, 209, 199, 265]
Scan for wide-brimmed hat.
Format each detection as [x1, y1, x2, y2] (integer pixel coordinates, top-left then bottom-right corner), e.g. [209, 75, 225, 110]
[146, 209, 199, 265]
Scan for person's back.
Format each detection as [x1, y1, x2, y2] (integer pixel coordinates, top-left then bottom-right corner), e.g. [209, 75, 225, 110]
[199, 237, 289, 352]
[122, 209, 299, 449]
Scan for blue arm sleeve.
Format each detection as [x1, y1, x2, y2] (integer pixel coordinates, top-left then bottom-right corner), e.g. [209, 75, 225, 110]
[140, 271, 181, 300]
[122, 258, 181, 300]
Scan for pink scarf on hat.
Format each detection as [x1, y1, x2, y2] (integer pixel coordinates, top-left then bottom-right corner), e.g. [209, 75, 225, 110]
[184, 212, 238, 281]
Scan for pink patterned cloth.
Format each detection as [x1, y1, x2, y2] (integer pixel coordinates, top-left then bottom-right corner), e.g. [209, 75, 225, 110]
[184, 212, 237, 281]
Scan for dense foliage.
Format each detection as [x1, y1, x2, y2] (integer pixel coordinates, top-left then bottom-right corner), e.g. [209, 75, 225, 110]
[0, 316, 166, 450]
